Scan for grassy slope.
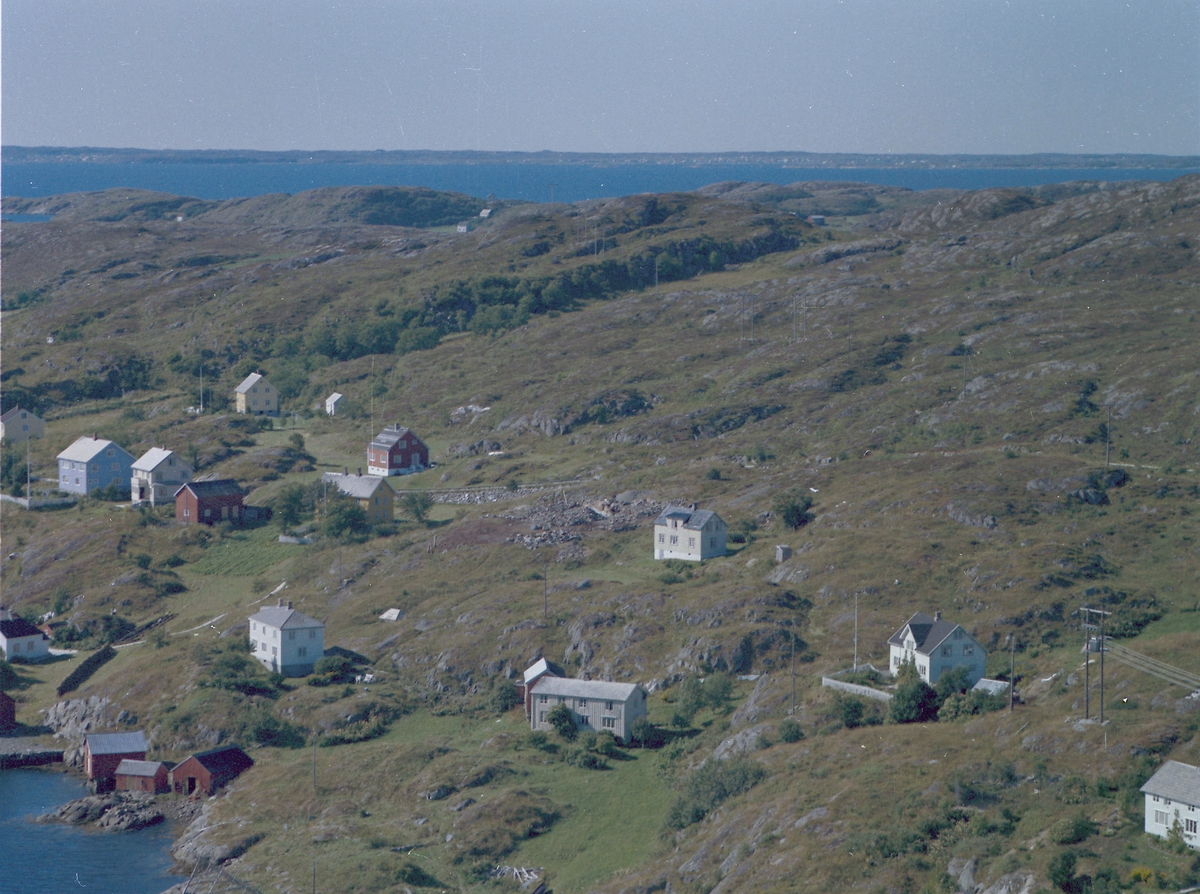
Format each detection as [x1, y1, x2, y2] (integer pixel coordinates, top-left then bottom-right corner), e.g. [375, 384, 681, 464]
[2, 177, 1200, 893]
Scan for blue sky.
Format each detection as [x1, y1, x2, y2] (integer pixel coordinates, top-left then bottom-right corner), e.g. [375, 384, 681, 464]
[3, 1, 1197, 155]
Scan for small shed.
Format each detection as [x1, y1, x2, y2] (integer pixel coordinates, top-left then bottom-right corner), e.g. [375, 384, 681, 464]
[775, 544, 792, 563]
[171, 745, 254, 796]
[84, 731, 148, 791]
[807, 215, 826, 226]
[0, 691, 16, 730]
[325, 392, 345, 416]
[379, 609, 404, 621]
[115, 759, 170, 794]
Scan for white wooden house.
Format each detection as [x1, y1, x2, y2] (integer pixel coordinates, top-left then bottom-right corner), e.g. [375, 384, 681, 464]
[0, 606, 50, 662]
[887, 611, 987, 686]
[131, 447, 193, 507]
[653, 506, 726, 561]
[527, 668, 648, 743]
[1141, 760, 1200, 849]
[248, 599, 324, 676]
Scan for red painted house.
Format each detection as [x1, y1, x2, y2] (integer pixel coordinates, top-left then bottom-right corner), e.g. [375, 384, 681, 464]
[115, 759, 170, 794]
[367, 424, 428, 477]
[175, 479, 245, 525]
[171, 745, 254, 796]
[84, 731, 147, 792]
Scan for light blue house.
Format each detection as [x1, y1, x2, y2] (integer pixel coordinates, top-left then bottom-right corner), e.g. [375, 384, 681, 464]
[56, 436, 136, 496]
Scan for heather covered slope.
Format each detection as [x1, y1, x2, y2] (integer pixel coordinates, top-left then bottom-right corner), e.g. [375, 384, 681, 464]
[1, 177, 1199, 893]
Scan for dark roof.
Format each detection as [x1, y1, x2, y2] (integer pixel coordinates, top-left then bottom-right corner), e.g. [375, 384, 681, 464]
[1, 617, 47, 639]
[654, 506, 724, 530]
[85, 731, 147, 755]
[370, 424, 420, 451]
[1141, 760, 1200, 804]
[887, 611, 967, 655]
[190, 744, 254, 776]
[176, 479, 243, 499]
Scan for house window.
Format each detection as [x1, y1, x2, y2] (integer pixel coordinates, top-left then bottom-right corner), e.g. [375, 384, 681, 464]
[963, 645, 973, 656]
[184, 509, 190, 518]
[688, 537, 695, 548]
[112, 462, 119, 471]
[1187, 819, 1198, 834]
[288, 631, 295, 640]
[540, 695, 548, 704]
[579, 715, 590, 725]
[579, 699, 587, 709]
[941, 646, 951, 657]
[602, 717, 616, 729]
[91, 463, 98, 471]
[272, 646, 277, 655]
[605, 701, 614, 711]
[298, 647, 307, 657]
[1155, 810, 1169, 825]
[1154, 796, 1160, 802]
[107, 448, 114, 457]
[669, 535, 678, 545]
[204, 509, 212, 518]
[659, 533, 664, 543]
[539, 712, 546, 723]
[309, 630, 317, 639]
[557, 697, 565, 704]
[953, 629, 963, 639]
[710, 537, 716, 548]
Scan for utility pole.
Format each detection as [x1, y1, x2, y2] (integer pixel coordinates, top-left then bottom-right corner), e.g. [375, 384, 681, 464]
[853, 593, 858, 672]
[26, 437, 32, 504]
[1009, 638, 1015, 712]
[790, 625, 796, 714]
[1104, 407, 1112, 468]
[199, 364, 204, 413]
[543, 554, 549, 619]
[1082, 606, 1111, 722]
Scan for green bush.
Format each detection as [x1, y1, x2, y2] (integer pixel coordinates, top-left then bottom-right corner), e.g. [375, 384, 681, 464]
[546, 703, 577, 741]
[1051, 813, 1097, 845]
[778, 718, 804, 743]
[665, 758, 767, 830]
[491, 681, 521, 714]
[890, 664, 940, 723]
[57, 645, 117, 696]
[0, 660, 19, 691]
[629, 717, 664, 748]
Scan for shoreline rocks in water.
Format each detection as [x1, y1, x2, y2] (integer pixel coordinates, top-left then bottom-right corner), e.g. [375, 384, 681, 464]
[36, 791, 201, 833]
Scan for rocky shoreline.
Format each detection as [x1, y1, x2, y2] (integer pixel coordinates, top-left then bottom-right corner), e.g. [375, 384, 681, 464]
[36, 791, 202, 833]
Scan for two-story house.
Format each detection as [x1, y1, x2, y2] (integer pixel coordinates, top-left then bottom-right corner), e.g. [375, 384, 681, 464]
[887, 611, 987, 687]
[175, 479, 245, 525]
[131, 447, 193, 507]
[248, 599, 325, 676]
[1141, 760, 1200, 849]
[367, 424, 428, 476]
[0, 407, 45, 443]
[653, 505, 727, 561]
[56, 436, 136, 496]
[321, 470, 395, 524]
[527, 670, 648, 744]
[235, 372, 279, 417]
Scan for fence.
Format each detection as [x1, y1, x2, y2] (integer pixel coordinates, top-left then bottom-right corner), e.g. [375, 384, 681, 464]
[821, 665, 894, 702]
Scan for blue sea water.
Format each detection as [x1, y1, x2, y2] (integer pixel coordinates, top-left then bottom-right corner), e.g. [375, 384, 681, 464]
[3, 161, 1198, 205]
[0, 769, 183, 894]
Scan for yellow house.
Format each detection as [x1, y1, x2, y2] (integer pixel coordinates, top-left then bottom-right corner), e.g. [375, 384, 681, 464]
[0, 407, 45, 443]
[321, 471, 395, 524]
[235, 372, 279, 416]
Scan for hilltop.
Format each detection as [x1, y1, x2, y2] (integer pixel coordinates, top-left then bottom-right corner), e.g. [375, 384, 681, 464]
[1, 175, 1199, 894]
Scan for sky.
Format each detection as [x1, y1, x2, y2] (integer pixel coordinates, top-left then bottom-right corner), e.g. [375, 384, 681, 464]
[3, 1, 1198, 156]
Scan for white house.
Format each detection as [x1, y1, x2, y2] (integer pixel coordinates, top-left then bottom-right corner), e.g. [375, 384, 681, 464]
[325, 392, 345, 416]
[527, 671, 648, 743]
[653, 506, 727, 561]
[248, 599, 324, 676]
[131, 447, 193, 507]
[0, 606, 50, 662]
[1141, 760, 1200, 849]
[235, 372, 279, 417]
[887, 611, 987, 687]
[0, 407, 44, 443]
[56, 436, 136, 496]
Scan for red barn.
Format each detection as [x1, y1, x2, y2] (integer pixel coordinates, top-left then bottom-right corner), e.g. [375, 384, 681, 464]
[0, 691, 15, 730]
[175, 480, 245, 525]
[84, 731, 147, 792]
[367, 424, 428, 477]
[171, 745, 253, 796]
[115, 759, 170, 794]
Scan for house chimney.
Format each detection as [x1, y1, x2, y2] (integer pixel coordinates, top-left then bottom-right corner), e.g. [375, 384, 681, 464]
[287, 600, 293, 609]
[93, 433, 98, 440]
[277, 598, 284, 607]
[357, 467, 362, 477]
[934, 611, 941, 621]
[344, 467, 348, 476]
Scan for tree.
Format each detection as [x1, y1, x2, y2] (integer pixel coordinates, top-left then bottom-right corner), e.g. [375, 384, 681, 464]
[275, 482, 307, 530]
[890, 661, 940, 723]
[778, 718, 804, 743]
[0, 659, 19, 691]
[774, 494, 814, 530]
[324, 495, 369, 539]
[401, 491, 433, 524]
[1047, 851, 1077, 892]
[935, 665, 972, 703]
[546, 703, 577, 741]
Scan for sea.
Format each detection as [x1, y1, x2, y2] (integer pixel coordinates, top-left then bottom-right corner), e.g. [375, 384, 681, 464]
[0, 768, 183, 894]
[3, 161, 1199, 205]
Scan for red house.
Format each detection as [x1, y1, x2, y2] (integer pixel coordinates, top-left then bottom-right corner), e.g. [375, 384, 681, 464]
[171, 744, 254, 796]
[115, 759, 170, 794]
[367, 424, 428, 477]
[0, 691, 15, 730]
[175, 480, 245, 525]
[84, 731, 147, 791]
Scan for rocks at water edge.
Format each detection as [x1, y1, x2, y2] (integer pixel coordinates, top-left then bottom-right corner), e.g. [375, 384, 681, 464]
[37, 792, 165, 831]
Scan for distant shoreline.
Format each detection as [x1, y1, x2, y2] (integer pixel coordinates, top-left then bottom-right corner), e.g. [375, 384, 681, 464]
[6, 146, 1200, 170]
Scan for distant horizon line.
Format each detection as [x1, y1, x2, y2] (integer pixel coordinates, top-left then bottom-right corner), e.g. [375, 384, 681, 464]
[5, 145, 1199, 170]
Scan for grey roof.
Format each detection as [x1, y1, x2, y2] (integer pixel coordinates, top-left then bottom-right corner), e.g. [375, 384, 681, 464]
[972, 678, 1010, 696]
[530, 676, 644, 702]
[887, 611, 969, 656]
[85, 731, 147, 755]
[116, 759, 164, 777]
[57, 436, 132, 464]
[654, 506, 724, 530]
[1, 617, 46, 639]
[176, 479, 243, 499]
[249, 604, 323, 631]
[322, 472, 393, 500]
[132, 447, 182, 473]
[327, 392, 343, 402]
[523, 657, 566, 685]
[370, 423, 421, 450]
[1141, 760, 1200, 805]
[0, 407, 39, 423]
[235, 372, 265, 394]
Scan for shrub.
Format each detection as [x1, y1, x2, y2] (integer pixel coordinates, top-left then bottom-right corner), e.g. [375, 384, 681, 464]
[0, 660, 19, 691]
[546, 703, 577, 741]
[491, 681, 521, 714]
[1051, 814, 1097, 845]
[778, 718, 804, 743]
[890, 663, 940, 723]
[57, 645, 117, 696]
[774, 494, 814, 529]
[629, 717, 664, 748]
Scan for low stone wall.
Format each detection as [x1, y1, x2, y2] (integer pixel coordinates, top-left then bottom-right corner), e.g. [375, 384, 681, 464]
[820, 677, 893, 702]
[0, 745, 64, 768]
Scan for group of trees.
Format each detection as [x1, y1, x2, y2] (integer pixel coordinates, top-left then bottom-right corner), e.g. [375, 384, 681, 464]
[889, 663, 1006, 724]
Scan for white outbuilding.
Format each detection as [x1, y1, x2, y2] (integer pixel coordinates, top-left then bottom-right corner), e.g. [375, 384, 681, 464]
[325, 392, 344, 416]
